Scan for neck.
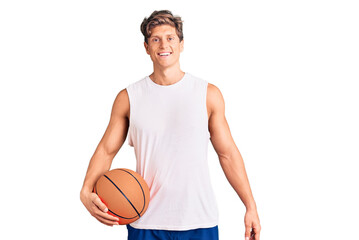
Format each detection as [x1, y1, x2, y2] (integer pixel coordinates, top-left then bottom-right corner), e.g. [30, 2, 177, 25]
[150, 64, 185, 86]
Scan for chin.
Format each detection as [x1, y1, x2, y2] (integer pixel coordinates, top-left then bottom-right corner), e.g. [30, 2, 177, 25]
[157, 61, 176, 67]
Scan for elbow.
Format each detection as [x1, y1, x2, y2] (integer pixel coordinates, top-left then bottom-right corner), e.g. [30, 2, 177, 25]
[218, 151, 233, 164]
[218, 146, 240, 165]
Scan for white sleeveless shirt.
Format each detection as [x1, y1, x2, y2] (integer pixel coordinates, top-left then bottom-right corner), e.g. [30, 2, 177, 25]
[126, 72, 219, 230]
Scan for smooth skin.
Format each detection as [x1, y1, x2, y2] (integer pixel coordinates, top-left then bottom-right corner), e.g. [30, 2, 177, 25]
[80, 24, 261, 239]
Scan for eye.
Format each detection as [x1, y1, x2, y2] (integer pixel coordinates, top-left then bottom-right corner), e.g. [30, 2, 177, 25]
[152, 38, 159, 42]
[169, 37, 174, 41]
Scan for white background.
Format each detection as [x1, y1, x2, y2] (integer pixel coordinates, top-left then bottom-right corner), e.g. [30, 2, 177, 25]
[0, 0, 358, 239]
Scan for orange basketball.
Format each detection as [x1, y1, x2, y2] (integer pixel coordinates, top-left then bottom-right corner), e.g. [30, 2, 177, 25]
[93, 168, 150, 225]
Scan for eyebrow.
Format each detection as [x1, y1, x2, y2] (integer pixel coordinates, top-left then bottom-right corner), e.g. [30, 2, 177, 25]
[150, 34, 176, 38]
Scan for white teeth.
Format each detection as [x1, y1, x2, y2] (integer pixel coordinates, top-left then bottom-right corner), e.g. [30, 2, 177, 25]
[159, 53, 171, 56]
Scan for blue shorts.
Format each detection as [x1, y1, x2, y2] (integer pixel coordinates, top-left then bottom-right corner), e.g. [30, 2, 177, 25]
[126, 224, 219, 240]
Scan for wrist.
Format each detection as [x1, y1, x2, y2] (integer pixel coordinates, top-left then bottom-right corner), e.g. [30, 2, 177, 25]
[80, 186, 93, 198]
[245, 202, 257, 211]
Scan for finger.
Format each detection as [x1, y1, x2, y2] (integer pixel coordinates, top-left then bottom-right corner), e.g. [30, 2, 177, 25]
[93, 206, 120, 222]
[253, 227, 260, 240]
[91, 194, 108, 212]
[244, 226, 251, 240]
[253, 224, 261, 240]
[96, 214, 119, 226]
[255, 231, 260, 240]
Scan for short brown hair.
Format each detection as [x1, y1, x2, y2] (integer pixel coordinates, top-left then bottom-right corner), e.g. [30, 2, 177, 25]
[140, 10, 184, 44]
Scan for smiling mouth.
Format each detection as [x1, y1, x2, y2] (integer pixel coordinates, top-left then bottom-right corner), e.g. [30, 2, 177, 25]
[158, 52, 172, 56]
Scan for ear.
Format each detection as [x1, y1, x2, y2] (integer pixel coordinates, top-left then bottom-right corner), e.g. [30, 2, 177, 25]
[180, 39, 184, 52]
[144, 41, 150, 55]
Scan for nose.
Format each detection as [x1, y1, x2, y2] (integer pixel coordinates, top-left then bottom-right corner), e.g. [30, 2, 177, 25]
[160, 39, 169, 48]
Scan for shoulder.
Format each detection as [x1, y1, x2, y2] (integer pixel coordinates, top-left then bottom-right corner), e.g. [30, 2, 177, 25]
[207, 83, 225, 117]
[188, 73, 224, 104]
[207, 83, 222, 98]
[112, 88, 130, 118]
[116, 88, 129, 102]
[113, 76, 147, 116]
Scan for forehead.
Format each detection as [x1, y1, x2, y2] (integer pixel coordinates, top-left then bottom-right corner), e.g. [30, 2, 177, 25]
[149, 25, 177, 37]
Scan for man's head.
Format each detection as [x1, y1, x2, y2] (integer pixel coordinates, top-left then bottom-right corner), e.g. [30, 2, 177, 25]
[140, 10, 184, 44]
[140, 10, 184, 69]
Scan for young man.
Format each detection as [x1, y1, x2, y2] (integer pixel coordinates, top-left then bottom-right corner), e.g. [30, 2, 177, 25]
[80, 10, 261, 240]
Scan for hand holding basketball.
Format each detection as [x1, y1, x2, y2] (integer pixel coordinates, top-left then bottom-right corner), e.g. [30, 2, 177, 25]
[93, 168, 150, 225]
[80, 190, 120, 226]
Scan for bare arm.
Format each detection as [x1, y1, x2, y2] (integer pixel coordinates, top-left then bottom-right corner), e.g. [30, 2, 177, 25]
[80, 88, 130, 226]
[207, 83, 261, 240]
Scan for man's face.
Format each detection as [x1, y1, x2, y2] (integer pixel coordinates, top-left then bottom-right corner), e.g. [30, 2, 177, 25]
[144, 25, 184, 69]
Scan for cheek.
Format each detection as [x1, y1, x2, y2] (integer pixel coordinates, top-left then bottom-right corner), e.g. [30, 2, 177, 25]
[172, 44, 181, 53]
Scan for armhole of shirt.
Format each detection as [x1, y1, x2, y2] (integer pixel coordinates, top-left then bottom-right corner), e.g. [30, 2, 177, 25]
[204, 80, 211, 140]
[126, 86, 134, 147]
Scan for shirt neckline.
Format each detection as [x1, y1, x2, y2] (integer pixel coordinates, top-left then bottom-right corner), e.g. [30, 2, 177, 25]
[146, 72, 188, 88]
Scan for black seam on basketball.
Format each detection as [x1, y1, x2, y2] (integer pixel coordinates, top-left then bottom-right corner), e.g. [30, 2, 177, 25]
[107, 209, 138, 220]
[103, 174, 141, 218]
[117, 169, 147, 215]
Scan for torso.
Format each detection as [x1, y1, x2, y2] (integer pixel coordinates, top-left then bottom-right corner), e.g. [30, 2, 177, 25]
[123, 82, 214, 124]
